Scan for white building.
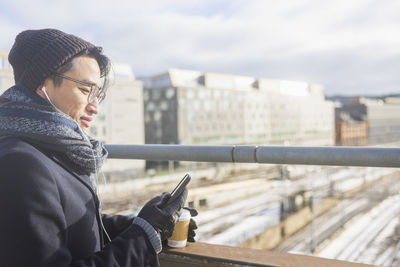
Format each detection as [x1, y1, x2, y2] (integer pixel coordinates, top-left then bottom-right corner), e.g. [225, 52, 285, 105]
[90, 63, 145, 179]
[0, 51, 14, 93]
[143, 69, 334, 148]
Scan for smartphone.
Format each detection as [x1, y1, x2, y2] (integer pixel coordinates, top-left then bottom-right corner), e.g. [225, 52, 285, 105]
[167, 174, 191, 204]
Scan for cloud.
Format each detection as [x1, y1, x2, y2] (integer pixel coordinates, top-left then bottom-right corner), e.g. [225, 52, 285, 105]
[0, 0, 399, 95]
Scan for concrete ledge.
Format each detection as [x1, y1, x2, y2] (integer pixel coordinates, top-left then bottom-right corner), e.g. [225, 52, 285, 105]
[159, 242, 375, 267]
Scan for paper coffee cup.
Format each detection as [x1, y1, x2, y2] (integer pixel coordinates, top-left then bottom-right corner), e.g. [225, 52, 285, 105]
[168, 209, 191, 248]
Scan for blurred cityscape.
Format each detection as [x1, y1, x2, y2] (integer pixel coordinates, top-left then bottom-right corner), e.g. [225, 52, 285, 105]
[1, 50, 400, 266]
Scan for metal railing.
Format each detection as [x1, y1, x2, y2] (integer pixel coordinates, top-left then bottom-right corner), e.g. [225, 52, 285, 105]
[105, 144, 400, 168]
[104, 144, 386, 266]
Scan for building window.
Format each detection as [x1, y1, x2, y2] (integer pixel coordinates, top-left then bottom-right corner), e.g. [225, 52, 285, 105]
[221, 100, 228, 110]
[0, 57, 6, 69]
[204, 101, 211, 111]
[154, 111, 162, 121]
[160, 101, 168, 111]
[153, 90, 161, 100]
[194, 100, 200, 110]
[187, 88, 195, 99]
[98, 114, 106, 121]
[144, 112, 151, 123]
[143, 91, 149, 101]
[90, 126, 98, 136]
[198, 90, 205, 99]
[187, 111, 194, 121]
[166, 87, 175, 99]
[146, 102, 155, 111]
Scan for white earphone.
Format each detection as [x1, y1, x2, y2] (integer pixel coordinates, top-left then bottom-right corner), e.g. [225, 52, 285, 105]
[41, 86, 54, 105]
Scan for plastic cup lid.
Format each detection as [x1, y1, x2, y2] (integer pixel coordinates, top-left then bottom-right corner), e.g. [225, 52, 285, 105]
[179, 208, 191, 221]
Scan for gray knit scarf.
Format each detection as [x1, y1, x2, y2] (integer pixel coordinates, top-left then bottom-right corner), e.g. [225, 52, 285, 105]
[0, 84, 108, 175]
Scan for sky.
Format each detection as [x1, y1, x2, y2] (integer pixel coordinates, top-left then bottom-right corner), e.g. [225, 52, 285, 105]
[0, 0, 399, 96]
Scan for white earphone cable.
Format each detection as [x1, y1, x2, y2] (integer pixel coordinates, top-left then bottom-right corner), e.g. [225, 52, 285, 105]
[42, 86, 111, 242]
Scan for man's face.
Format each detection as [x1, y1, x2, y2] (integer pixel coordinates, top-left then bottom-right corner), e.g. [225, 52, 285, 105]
[40, 55, 101, 131]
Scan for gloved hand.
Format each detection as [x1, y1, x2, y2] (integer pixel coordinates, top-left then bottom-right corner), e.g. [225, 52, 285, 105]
[184, 207, 198, 242]
[138, 189, 188, 241]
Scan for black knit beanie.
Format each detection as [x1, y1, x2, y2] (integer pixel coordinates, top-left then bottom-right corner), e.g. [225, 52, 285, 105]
[8, 28, 99, 91]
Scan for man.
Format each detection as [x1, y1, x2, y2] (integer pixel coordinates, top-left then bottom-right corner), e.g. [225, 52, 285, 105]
[0, 29, 196, 267]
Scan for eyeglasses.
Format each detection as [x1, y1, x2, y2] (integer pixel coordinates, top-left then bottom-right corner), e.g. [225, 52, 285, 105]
[53, 73, 106, 103]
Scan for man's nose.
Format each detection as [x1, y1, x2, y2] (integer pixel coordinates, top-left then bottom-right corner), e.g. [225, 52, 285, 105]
[86, 98, 99, 115]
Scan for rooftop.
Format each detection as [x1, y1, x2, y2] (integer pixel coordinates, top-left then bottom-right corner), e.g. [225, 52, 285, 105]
[147, 68, 324, 97]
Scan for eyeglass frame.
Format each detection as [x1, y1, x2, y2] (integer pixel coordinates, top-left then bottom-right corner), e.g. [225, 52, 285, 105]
[53, 72, 106, 103]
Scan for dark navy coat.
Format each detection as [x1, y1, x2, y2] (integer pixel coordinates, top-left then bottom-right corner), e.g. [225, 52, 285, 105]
[0, 137, 159, 266]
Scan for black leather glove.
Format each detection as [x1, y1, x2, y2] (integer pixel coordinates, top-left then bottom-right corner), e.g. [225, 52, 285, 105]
[184, 207, 198, 242]
[138, 189, 188, 241]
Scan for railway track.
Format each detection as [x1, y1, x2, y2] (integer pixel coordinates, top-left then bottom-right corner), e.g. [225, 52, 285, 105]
[99, 164, 400, 265]
[275, 171, 400, 253]
[316, 195, 400, 266]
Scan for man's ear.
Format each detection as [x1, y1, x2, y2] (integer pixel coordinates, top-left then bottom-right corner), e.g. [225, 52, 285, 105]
[35, 85, 46, 99]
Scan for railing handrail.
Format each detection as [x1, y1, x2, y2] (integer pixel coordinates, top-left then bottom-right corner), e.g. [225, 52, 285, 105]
[160, 242, 375, 267]
[105, 144, 400, 168]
